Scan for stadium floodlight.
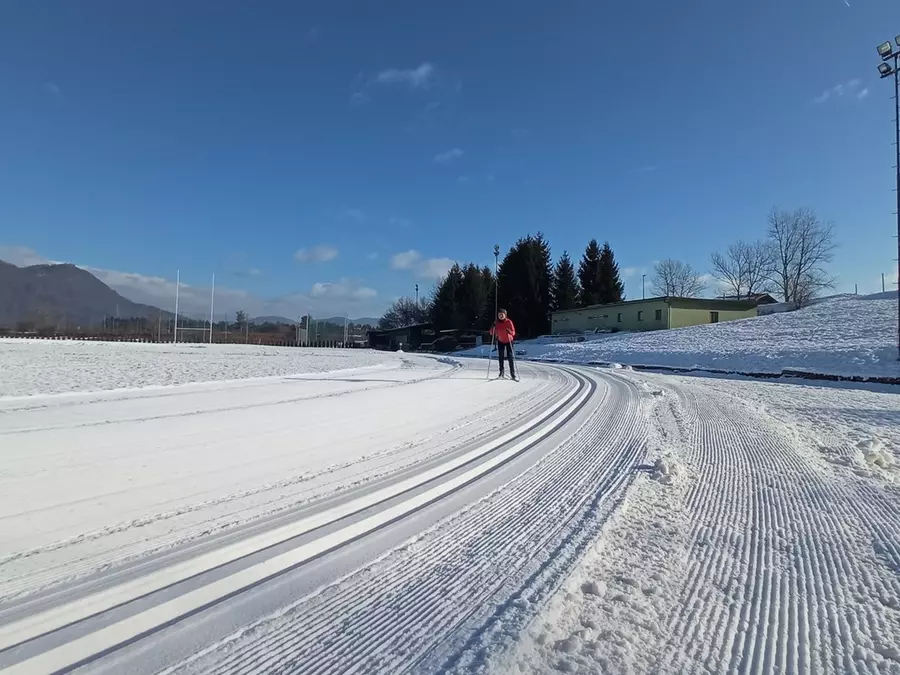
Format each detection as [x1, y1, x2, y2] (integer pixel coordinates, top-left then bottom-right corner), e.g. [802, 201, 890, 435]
[896, 35, 900, 47]
[878, 41, 894, 59]
[879, 62, 894, 77]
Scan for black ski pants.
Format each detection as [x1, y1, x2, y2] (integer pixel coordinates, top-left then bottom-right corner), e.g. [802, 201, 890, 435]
[497, 341, 516, 377]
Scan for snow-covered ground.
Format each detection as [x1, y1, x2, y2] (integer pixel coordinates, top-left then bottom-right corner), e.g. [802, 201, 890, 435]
[463, 292, 900, 380]
[2, 340, 899, 675]
[0, 339, 401, 397]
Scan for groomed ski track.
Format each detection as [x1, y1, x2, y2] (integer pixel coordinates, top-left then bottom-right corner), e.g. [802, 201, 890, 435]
[0, 358, 649, 674]
[2, 356, 899, 674]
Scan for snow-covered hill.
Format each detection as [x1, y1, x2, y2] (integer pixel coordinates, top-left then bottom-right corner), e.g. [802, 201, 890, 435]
[466, 292, 900, 380]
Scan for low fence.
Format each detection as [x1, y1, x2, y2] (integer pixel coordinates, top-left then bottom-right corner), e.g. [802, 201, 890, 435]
[0, 334, 364, 348]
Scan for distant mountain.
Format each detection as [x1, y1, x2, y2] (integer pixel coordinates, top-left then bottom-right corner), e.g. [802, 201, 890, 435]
[253, 315, 380, 326]
[252, 315, 297, 325]
[0, 260, 171, 329]
[322, 316, 380, 326]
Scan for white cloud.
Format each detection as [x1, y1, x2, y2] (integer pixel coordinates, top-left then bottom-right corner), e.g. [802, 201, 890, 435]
[375, 63, 436, 89]
[43, 81, 61, 97]
[418, 257, 455, 279]
[390, 249, 454, 280]
[390, 250, 422, 271]
[814, 78, 863, 103]
[621, 266, 647, 279]
[858, 88, 870, 100]
[0, 245, 52, 267]
[433, 148, 463, 164]
[310, 278, 377, 301]
[294, 245, 339, 263]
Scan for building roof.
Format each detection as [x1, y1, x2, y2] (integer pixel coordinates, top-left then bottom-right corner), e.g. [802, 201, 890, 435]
[551, 296, 758, 316]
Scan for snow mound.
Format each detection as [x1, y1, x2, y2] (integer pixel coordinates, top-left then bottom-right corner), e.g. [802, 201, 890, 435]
[650, 457, 681, 485]
[858, 438, 896, 470]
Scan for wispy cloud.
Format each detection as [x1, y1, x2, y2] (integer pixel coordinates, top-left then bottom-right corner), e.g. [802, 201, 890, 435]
[350, 91, 370, 106]
[390, 249, 454, 280]
[338, 208, 366, 224]
[433, 148, 464, 164]
[456, 175, 471, 184]
[375, 63, 436, 89]
[858, 88, 870, 100]
[294, 245, 339, 263]
[388, 215, 412, 228]
[621, 266, 648, 279]
[814, 78, 862, 103]
[311, 278, 377, 301]
[43, 81, 61, 97]
[366, 252, 379, 261]
[0, 245, 53, 267]
[305, 25, 322, 44]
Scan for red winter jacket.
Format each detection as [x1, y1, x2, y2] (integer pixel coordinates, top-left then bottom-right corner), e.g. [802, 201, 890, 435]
[490, 317, 516, 344]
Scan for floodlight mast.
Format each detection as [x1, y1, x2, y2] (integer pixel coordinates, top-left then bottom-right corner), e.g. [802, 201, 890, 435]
[875, 38, 900, 359]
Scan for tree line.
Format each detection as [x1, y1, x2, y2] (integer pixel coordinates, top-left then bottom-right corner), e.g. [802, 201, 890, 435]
[379, 206, 837, 339]
[379, 234, 627, 338]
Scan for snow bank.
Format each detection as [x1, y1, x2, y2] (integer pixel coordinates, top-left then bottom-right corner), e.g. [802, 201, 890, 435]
[464, 293, 900, 380]
[0, 340, 402, 397]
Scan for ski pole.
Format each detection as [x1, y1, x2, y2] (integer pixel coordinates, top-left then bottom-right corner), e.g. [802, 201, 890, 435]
[485, 331, 495, 380]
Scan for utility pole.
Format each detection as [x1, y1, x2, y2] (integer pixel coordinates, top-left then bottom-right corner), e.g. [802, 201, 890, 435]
[884, 272, 887, 293]
[642, 274, 646, 300]
[876, 36, 900, 358]
[415, 284, 419, 306]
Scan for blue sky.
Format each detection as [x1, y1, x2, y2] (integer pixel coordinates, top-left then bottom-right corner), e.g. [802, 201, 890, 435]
[1, 0, 899, 319]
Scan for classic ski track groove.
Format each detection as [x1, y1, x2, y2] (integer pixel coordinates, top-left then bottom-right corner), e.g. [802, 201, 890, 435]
[0, 364, 593, 673]
[157, 368, 648, 675]
[0, 366, 570, 603]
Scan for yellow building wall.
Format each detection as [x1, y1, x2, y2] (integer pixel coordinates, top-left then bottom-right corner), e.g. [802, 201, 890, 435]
[552, 300, 670, 333]
[668, 306, 757, 329]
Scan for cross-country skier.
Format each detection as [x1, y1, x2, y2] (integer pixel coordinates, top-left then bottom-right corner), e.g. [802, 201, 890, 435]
[490, 309, 517, 380]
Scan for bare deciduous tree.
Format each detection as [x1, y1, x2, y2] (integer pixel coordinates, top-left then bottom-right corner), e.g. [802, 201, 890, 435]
[766, 208, 836, 308]
[378, 297, 429, 329]
[651, 258, 706, 298]
[710, 240, 773, 299]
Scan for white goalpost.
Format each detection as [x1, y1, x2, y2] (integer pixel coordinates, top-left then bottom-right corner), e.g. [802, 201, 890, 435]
[171, 271, 216, 344]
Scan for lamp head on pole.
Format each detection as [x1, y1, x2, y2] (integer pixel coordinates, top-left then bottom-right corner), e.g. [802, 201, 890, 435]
[493, 244, 500, 258]
[879, 62, 895, 78]
[878, 40, 895, 60]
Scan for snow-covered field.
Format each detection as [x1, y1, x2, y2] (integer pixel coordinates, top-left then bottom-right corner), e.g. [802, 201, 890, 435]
[0, 339, 399, 397]
[2, 339, 899, 674]
[463, 293, 900, 380]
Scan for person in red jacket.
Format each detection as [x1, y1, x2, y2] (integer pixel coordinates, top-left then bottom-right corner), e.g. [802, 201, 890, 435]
[490, 308, 517, 380]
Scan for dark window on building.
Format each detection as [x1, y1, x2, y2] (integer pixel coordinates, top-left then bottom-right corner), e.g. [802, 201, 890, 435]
[637, 310, 644, 322]
[655, 309, 662, 321]
[617, 313, 622, 322]
[710, 311, 719, 323]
